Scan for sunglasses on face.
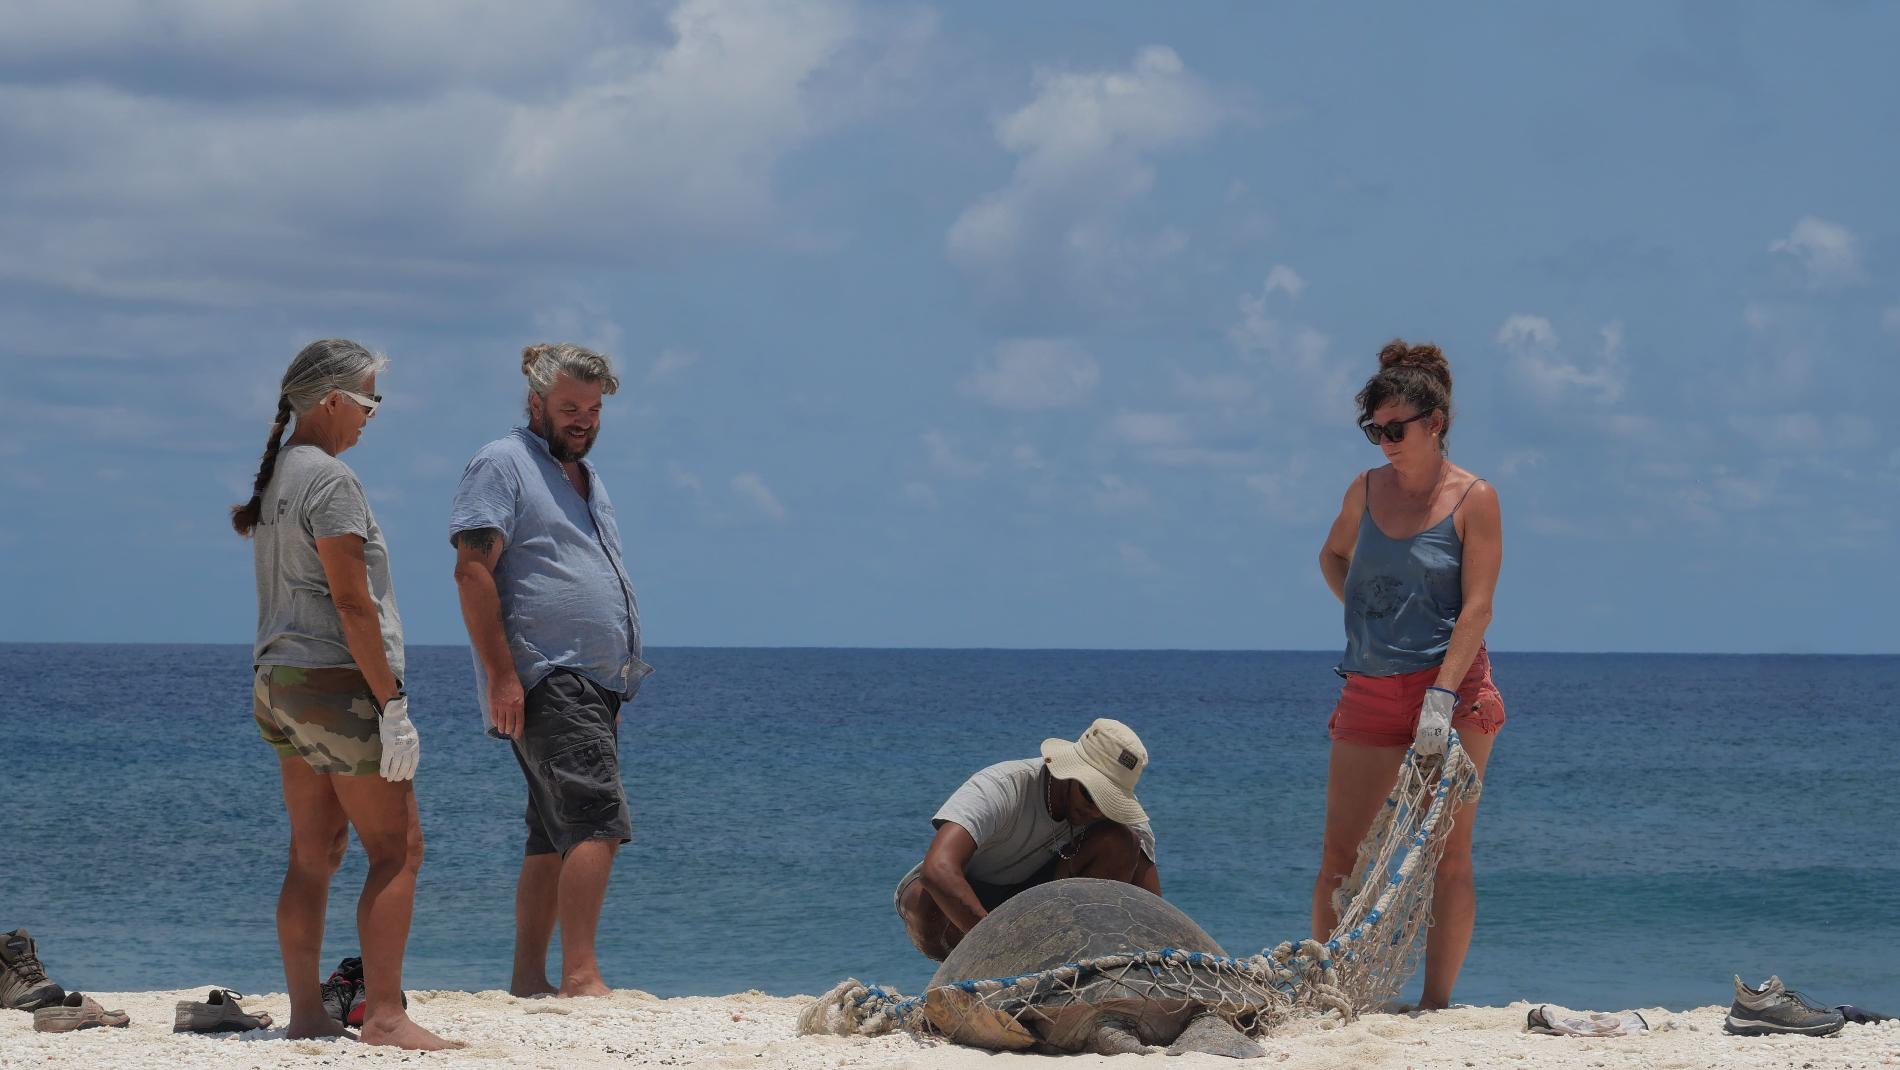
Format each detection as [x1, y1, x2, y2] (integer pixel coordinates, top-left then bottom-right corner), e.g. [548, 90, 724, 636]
[335, 389, 381, 418]
[1359, 410, 1431, 445]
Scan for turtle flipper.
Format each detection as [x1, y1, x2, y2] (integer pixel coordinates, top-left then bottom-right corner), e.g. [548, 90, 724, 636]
[1086, 1014, 1149, 1055]
[1166, 1012, 1266, 1059]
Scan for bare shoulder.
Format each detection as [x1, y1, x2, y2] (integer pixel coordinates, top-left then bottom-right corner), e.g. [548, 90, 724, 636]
[1342, 467, 1378, 507]
[1452, 469, 1500, 541]
[1456, 467, 1499, 509]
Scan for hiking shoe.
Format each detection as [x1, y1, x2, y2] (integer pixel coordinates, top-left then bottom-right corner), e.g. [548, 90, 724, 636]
[320, 956, 362, 1025]
[174, 988, 274, 1033]
[1724, 975, 1845, 1037]
[1, 929, 65, 1011]
[33, 992, 129, 1032]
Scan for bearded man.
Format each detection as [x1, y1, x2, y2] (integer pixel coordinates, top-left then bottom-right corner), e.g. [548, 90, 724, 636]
[449, 343, 651, 998]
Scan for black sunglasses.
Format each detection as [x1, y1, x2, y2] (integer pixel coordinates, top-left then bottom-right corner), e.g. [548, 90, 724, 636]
[1359, 411, 1433, 445]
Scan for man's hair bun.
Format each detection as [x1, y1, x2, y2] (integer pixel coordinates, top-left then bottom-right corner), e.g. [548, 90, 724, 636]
[522, 343, 555, 377]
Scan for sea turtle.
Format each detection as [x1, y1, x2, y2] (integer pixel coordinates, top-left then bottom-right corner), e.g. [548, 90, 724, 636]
[922, 877, 1270, 1058]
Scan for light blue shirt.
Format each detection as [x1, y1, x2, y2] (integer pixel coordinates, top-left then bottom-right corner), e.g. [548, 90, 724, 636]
[450, 427, 651, 734]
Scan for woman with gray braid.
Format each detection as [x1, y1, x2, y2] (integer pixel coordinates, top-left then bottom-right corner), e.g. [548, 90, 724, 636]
[232, 339, 459, 1051]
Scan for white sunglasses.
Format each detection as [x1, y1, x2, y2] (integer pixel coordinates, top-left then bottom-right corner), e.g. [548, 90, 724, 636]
[334, 389, 381, 417]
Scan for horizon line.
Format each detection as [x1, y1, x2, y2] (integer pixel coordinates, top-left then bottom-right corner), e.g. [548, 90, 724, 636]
[0, 641, 1892, 658]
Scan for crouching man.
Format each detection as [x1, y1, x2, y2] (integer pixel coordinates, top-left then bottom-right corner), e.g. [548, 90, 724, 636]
[895, 718, 1160, 961]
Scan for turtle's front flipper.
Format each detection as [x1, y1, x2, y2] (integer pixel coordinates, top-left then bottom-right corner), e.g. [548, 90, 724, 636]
[1166, 1012, 1266, 1059]
[1086, 1014, 1149, 1055]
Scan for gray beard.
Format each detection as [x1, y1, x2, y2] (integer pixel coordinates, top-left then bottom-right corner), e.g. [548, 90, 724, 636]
[534, 413, 596, 462]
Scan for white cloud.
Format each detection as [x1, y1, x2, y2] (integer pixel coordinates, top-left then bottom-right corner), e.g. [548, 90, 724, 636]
[1262, 264, 1305, 300]
[1091, 474, 1151, 514]
[964, 338, 1099, 410]
[1109, 410, 1189, 447]
[533, 300, 624, 358]
[1883, 307, 1900, 336]
[1230, 278, 1329, 375]
[900, 481, 939, 509]
[946, 46, 1232, 310]
[1116, 541, 1161, 577]
[0, 0, 933, 308]
[1150, 446, 1260, 469]
[1242, 455, 1314, 520]
[1759, 412, 1825, 452]
[923, 430, 987, 478]
[0, 2, 604, 93]
[667, 461, 703, 495]
[1226, 276, 1346, 417]
[1749, 412, 1874, 454]
[1496, 315, 1627, 404]
[1244, 472, 1296, 514]
[1769, 216, 1861, 287]
[650, 348, 699, 382]
[731, 471, 787, 520]
[1173, 369, 1255, 406]
[1496, 450, 1545, 478]
[1010, 443, 1047, 470]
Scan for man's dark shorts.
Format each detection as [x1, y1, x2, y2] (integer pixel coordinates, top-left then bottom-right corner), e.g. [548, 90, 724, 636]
[511, 669, 632, 857]
[966, 853, 1063, 912]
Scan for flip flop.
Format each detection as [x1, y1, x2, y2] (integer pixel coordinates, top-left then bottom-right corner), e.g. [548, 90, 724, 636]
[33, 992, 131, 1032]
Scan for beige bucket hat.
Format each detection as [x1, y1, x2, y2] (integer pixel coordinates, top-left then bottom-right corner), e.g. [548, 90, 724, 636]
[1041, 718, 1149, 826]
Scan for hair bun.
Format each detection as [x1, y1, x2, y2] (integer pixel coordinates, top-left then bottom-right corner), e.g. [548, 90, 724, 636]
[1376, 339, 1450, 390]
[521, 344, 553, 377]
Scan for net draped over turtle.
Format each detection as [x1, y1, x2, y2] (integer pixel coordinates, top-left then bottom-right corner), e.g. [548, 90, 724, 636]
[798, 739, 1482, 1052]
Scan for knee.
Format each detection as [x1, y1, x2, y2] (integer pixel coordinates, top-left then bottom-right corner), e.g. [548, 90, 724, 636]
[1317, 839, 1359, 881]
[896, 879, 929, 924]
[363, 825, 424, 873]
[1434, 849, 1474, 890]
[290, 828, 348, 876]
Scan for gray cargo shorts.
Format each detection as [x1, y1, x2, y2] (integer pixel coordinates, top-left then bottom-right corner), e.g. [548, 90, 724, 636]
[511, 669, 632, 857]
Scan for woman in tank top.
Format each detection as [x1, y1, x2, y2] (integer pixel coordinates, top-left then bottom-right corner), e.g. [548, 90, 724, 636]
[1312, 339, 1505, 1010]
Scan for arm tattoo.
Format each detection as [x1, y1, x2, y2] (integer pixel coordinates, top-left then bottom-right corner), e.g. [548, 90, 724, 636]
[455, 527, 501, 554]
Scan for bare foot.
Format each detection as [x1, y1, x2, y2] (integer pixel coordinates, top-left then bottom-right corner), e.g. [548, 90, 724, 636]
[360, 1015, 465, 1051]
[557, 978, 611, 999]
[510, 978, 557, 998]
[285, 1014, 354, 1041]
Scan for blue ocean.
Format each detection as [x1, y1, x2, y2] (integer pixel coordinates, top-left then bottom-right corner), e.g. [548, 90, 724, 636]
[2, 644, 1895, 1013]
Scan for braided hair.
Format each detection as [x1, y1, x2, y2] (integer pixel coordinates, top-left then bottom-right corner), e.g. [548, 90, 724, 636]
[230, 338, 385, 536]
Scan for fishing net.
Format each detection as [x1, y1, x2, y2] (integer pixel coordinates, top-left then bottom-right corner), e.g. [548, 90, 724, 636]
[798, 738, 1481, 1047]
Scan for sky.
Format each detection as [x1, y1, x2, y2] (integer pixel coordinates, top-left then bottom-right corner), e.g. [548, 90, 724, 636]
[1, 1, 1896, 653]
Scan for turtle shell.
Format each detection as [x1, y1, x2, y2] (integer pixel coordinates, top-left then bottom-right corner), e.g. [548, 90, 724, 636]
[922, 877, 1262, 1051]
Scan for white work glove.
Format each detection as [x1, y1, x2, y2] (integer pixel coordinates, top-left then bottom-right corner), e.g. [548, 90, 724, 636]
[378, 695, 421, 782]
[1414, 687, 1455, 758]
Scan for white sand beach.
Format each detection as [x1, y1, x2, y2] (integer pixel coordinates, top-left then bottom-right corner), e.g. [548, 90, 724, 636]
[3, 988, 1894, 1069]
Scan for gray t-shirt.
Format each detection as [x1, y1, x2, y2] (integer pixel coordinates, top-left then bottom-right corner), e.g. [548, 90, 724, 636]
[902, 759, 1157, 890]
[252, 444, 404, 679]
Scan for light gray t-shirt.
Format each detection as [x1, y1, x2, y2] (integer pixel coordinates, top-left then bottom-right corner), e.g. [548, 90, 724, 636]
[252, 444, 404, 679]
[901, 759, 1157, 891]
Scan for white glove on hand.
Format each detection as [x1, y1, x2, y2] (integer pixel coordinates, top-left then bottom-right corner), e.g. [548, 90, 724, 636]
[378, 695, 421, 782]
[1414, 687, 1455, 758]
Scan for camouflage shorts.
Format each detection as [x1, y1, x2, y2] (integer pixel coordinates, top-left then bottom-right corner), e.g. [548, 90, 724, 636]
[253, 665, 381, 776]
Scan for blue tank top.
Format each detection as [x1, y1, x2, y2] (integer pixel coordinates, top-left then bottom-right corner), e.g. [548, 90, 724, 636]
[1338, 475, 1483, 676]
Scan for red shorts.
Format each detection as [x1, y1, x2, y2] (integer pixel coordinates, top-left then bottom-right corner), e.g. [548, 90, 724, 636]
[1328, 648, 1506, 748]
